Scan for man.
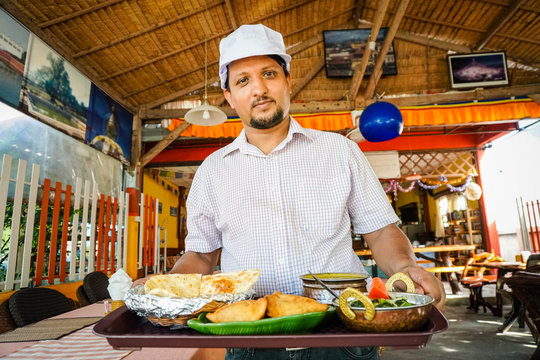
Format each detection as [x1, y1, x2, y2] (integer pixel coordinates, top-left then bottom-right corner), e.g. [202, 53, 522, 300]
[143, 24, 445, 359]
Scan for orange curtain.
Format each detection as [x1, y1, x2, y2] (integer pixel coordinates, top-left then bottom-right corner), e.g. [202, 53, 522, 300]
[168, 98, 540, 138]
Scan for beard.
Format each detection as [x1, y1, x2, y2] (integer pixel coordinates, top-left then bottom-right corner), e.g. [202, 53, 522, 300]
[249, 96, 284, 130]
[249, 97, 285, 129]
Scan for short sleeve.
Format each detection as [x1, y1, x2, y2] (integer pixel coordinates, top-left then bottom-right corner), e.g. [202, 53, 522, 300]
[347, 142, 400, 234]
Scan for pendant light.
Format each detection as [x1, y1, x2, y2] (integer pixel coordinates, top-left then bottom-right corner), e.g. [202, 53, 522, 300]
[184, 37, 227, 126]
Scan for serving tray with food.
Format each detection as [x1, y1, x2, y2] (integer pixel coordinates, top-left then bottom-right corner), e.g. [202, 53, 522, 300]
[94, 270, 447, 349]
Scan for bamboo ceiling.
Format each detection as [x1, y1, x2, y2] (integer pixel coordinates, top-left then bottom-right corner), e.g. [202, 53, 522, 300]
[1, 0, 540, 122]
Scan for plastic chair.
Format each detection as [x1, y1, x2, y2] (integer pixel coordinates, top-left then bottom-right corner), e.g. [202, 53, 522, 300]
[83, 271, 110, 303]
[460, 252, 501, 314]
[8, 287, 72, 327]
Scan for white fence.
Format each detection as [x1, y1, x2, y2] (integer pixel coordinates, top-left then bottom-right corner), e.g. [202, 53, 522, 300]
[0, 153, 129, 291]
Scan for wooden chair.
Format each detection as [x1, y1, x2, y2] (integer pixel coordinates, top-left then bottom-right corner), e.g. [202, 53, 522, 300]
[8, 287, 73, 327]
[459, 252, 501, 314]
[504, 271, 540, 359]
[82, 271, 110, 303]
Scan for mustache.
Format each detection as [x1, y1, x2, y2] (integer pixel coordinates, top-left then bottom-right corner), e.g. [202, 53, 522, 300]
[251, 96, 274, 108]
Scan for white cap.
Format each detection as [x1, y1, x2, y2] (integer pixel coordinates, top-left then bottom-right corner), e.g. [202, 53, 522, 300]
[219, 24, 291, 89]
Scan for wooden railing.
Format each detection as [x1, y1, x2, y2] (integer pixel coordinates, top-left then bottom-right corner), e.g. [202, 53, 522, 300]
[518, 198, 540, 253]
[0, 154, 129, 290]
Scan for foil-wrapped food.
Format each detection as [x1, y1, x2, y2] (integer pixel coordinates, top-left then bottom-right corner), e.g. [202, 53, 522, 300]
[124, 270, 259, 326]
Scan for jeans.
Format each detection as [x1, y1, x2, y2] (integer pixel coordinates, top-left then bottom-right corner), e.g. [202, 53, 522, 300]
[225, 346, 379, 360]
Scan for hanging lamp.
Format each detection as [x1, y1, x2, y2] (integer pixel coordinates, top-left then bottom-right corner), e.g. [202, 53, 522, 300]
[184, 38, 227, 126]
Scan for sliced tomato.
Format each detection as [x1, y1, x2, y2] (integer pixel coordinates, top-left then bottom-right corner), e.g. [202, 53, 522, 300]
[368, 277, 390, 300]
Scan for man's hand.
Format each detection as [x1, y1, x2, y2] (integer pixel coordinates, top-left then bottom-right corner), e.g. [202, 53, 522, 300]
[131, 274, 156, 288]
[130, 249, 221, 288]
[397, 265, 446, 310]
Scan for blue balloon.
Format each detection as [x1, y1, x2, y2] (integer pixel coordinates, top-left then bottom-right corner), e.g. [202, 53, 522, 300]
[359, 101, 403, 142]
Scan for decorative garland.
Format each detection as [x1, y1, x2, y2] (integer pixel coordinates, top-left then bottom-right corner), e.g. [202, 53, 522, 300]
[384, 173, 475, 199]
[385, 179, 416, 199]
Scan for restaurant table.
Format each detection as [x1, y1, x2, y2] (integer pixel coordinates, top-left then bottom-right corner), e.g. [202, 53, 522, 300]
[474, 261, 527, 324]
[356, 244, 476, 294]
[0, 303, 225, 360]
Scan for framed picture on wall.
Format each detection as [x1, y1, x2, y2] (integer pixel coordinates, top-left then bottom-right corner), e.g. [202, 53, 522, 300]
[448, 52, 509, 89]
[323, 28, 397, 78]
[170, 206, 178, 217]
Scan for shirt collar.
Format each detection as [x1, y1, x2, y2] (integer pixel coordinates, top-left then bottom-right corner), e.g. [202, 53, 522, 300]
[221, 116, 314, 158]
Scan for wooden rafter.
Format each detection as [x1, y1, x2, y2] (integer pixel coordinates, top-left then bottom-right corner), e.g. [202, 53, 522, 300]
[348, 0, 390, 100]
[352, 0, 365, 27]
[126, 21, 351, 101]
[142, 9, 353, 109]
[139, 83, 540, 120]
[100, 0, 315, 82]
[224, 0, 238, 29]
[140, 121, 192, 167]
[363, 0, 410, 101]
[99, 29, 229, 81]
[291, 58, 325, 100]
[0, 0, 135, 113]
[73, 0, 224, 59]
[475, 0, 527, 50]
[145, 75, 221, 109]
[130, 114, 142, 169]
[399, 11, 539, 46]
[38, 0, 124, 28]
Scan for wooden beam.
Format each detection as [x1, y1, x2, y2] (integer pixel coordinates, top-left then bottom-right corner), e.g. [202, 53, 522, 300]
[125, 21, 351, 100]
[123, 59, 219, 99]
[38, 0, 124, 28]
[291, 58, 325, 100]
[364, 83, 540, 107]
[475, 0, 527, 50]
[141, 100, 356, 120]
[0, 0, 136, 113]
[285, 7, 355, 39]
[145, 75, 221, 109]
[363, 0, 410, 100]
[103, 0, 313, 82]
[529, 94, 540, 105]
[395, 31, 471, 53]
[99, 29, 229, 81]
[348, 0, 390, 100]
[129, 113, 142, 170]
[139, 121, 192, 167]
[224, 0, 238, 29]
[142, 10, 354, 108]
[352, 0, 365, 27]
[73, 0, 224, 58]
[141, 84, 540, 120]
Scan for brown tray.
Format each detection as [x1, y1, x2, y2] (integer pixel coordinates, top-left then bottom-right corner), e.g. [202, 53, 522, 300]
[93, 306, 448, 350]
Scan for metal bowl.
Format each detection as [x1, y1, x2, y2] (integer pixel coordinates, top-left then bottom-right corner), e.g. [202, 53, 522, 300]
[300, 273, 367, 304]
[332, 292, 434, 333]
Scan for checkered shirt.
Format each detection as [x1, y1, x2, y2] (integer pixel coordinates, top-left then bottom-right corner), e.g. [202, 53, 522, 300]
[185, 117, 399, 296]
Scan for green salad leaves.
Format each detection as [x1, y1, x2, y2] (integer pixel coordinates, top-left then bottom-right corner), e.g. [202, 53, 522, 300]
[350, 297, 413, 308]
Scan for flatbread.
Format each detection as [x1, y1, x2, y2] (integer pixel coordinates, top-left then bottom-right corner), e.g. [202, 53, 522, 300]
[206, 297, 267, 323]
[200, 269, 260, 295]
[144, 274, 202, 298]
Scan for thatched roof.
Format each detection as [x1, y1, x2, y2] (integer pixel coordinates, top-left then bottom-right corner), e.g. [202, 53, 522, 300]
[2, 0, 539, 119]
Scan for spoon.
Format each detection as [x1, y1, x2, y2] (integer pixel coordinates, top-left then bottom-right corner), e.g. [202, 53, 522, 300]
[308, 270, 340, 300]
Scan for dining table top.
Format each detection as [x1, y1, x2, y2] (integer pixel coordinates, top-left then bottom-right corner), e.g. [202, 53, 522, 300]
[0, 302, 225, 360]
[355, 244, 476, 256]
[474, 261, 526, 271]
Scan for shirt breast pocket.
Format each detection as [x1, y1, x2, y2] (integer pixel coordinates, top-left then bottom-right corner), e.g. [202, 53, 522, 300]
[291, 175, 350, 237]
